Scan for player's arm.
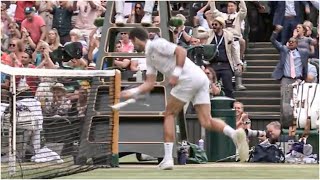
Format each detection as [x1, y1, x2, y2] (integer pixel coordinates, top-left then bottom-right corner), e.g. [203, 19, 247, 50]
[121, 63, 157, 99]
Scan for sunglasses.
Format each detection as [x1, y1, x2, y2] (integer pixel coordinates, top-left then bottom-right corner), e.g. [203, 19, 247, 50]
[135, 6, 141, 9]
[120, 32, 127, 35]
[212, 23, 219, 27]
[21, 56, 29, 58]
[288, 40, 296, 43]
[9, 43, 16, 47]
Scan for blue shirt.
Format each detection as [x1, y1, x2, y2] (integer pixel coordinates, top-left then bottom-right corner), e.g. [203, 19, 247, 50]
[284, 49, 303, 78]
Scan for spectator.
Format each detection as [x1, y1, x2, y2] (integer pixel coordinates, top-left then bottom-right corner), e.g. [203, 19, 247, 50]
[292, 24, 315, 55]
[306, 60, 318, 83]
[193, 26, 209, 45]
[127, 2, 145, 24]
[14, 1, 35, 26]
[32, 40, 51, 66]
[42, 82, 72, 117]
[148, 31, 160, 40]
[21, 26, 36, 54]
[35, 0, 57, 31]
[272, 1, 310, 45]
[210, 0, 247, 91]
[194, 2, 210, 30]
[204, 66, 223, 97]
[114, 41, 131, 70]
[119, 32, 134, 53]
[173, 14, 192, 47]
[233, 101, 251, 130]
[1, 26, 9, 52]
[45, 28, 61, 51]
[206, 17, 242, 98]
[64, 29, 88, 56]
[271, 29, 309, 83]
[88, 27, 101, 65]
[1, 2, 13, 36]
[271, 28, 309, 123]
[7, 22, 21, 39]
[72, 0, 101, 44]
[153, 16, 160, 25]
[114, 1, 154, 26]
[77, 86, 88, 117]
[4, 38, 25, 67]
[16, 52, 38, 94]
[21, 7, 47, 45]
[50, 1, 74, 45]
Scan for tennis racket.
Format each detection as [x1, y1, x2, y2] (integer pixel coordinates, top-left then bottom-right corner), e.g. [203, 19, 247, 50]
[110, 86, 150, 110]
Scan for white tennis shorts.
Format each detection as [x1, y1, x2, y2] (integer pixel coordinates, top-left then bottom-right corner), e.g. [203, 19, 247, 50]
[171, 70, 210, 105]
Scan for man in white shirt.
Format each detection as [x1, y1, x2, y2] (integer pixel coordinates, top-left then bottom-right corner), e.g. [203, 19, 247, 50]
[121, 27, 249, 170]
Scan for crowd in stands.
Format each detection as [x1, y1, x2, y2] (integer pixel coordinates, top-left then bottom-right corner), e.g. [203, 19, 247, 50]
[0, 1, 319, 143]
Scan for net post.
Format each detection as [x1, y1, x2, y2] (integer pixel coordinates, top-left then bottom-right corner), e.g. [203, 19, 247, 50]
[111, 70, 121, 167]
[8, 74, 16, 176]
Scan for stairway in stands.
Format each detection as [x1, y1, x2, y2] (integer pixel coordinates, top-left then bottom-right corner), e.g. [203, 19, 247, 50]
[234, 42, 281, 121]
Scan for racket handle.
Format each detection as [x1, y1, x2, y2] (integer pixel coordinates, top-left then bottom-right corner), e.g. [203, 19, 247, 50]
[110, 99, 136, 110]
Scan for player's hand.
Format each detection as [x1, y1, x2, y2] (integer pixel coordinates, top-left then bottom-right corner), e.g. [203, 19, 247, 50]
[120, 90, 134, 99]
[169, 76, 179, 87]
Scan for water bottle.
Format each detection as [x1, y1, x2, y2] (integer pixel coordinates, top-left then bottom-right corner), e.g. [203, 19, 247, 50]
[198, 139, 204, 151]
[136, 68, 143, 82]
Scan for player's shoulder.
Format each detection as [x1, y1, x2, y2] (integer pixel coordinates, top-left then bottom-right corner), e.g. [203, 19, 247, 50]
[149, 38, 173, 47]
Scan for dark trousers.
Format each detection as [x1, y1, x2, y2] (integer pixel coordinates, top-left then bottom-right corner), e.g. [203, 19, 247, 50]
[280, 77, 296, 127]
[212, 63, 234, 98]
[281, 18, 299, 45]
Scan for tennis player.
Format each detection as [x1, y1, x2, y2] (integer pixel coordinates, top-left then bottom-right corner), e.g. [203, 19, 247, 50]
[121, 27, 249, 170]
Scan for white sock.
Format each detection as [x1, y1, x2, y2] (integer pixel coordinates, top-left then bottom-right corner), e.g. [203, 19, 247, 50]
[223, 125, 236, 139]
[163, 142, 173, 160]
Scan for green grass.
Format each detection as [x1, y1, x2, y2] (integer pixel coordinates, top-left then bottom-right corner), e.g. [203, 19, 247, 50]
[59, 163, 319, 179]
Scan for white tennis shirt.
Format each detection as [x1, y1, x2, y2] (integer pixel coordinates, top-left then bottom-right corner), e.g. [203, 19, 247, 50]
[145, 38, 203, 80]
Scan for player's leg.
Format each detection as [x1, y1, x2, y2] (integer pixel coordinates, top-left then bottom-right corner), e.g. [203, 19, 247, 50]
[158, 95, 185, 170]
[192, 80, 249, 162]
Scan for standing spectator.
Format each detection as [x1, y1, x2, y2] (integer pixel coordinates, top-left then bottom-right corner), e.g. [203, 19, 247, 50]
[35, 0, 57, 31]
[210, 0, 247, 91]
[114, 1, 154, 26]
[50, 1, 74, 45]
[271, 28, 309, 122]
[73, 0, 101, 44]
[21, 7, 47, 45]
[21, 26, 36, 54]
[1, 2, 12, 36]
[14, 1, 35, 26]
[292, 24, 315, 55]
[272, 1, 310, 44]
[206, 17, 242, 98]
[194, 2, 210, 30]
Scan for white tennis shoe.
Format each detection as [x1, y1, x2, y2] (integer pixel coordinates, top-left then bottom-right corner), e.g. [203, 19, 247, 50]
[158, 159, 174, 170]
[233, 128, 249, 162]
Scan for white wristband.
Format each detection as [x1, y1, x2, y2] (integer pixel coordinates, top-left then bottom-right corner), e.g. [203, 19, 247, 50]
[128, 87, 140, 96]
[172, 67, 183, 77]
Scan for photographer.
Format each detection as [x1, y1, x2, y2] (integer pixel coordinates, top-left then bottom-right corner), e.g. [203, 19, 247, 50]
[245, 121, 282, 145]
